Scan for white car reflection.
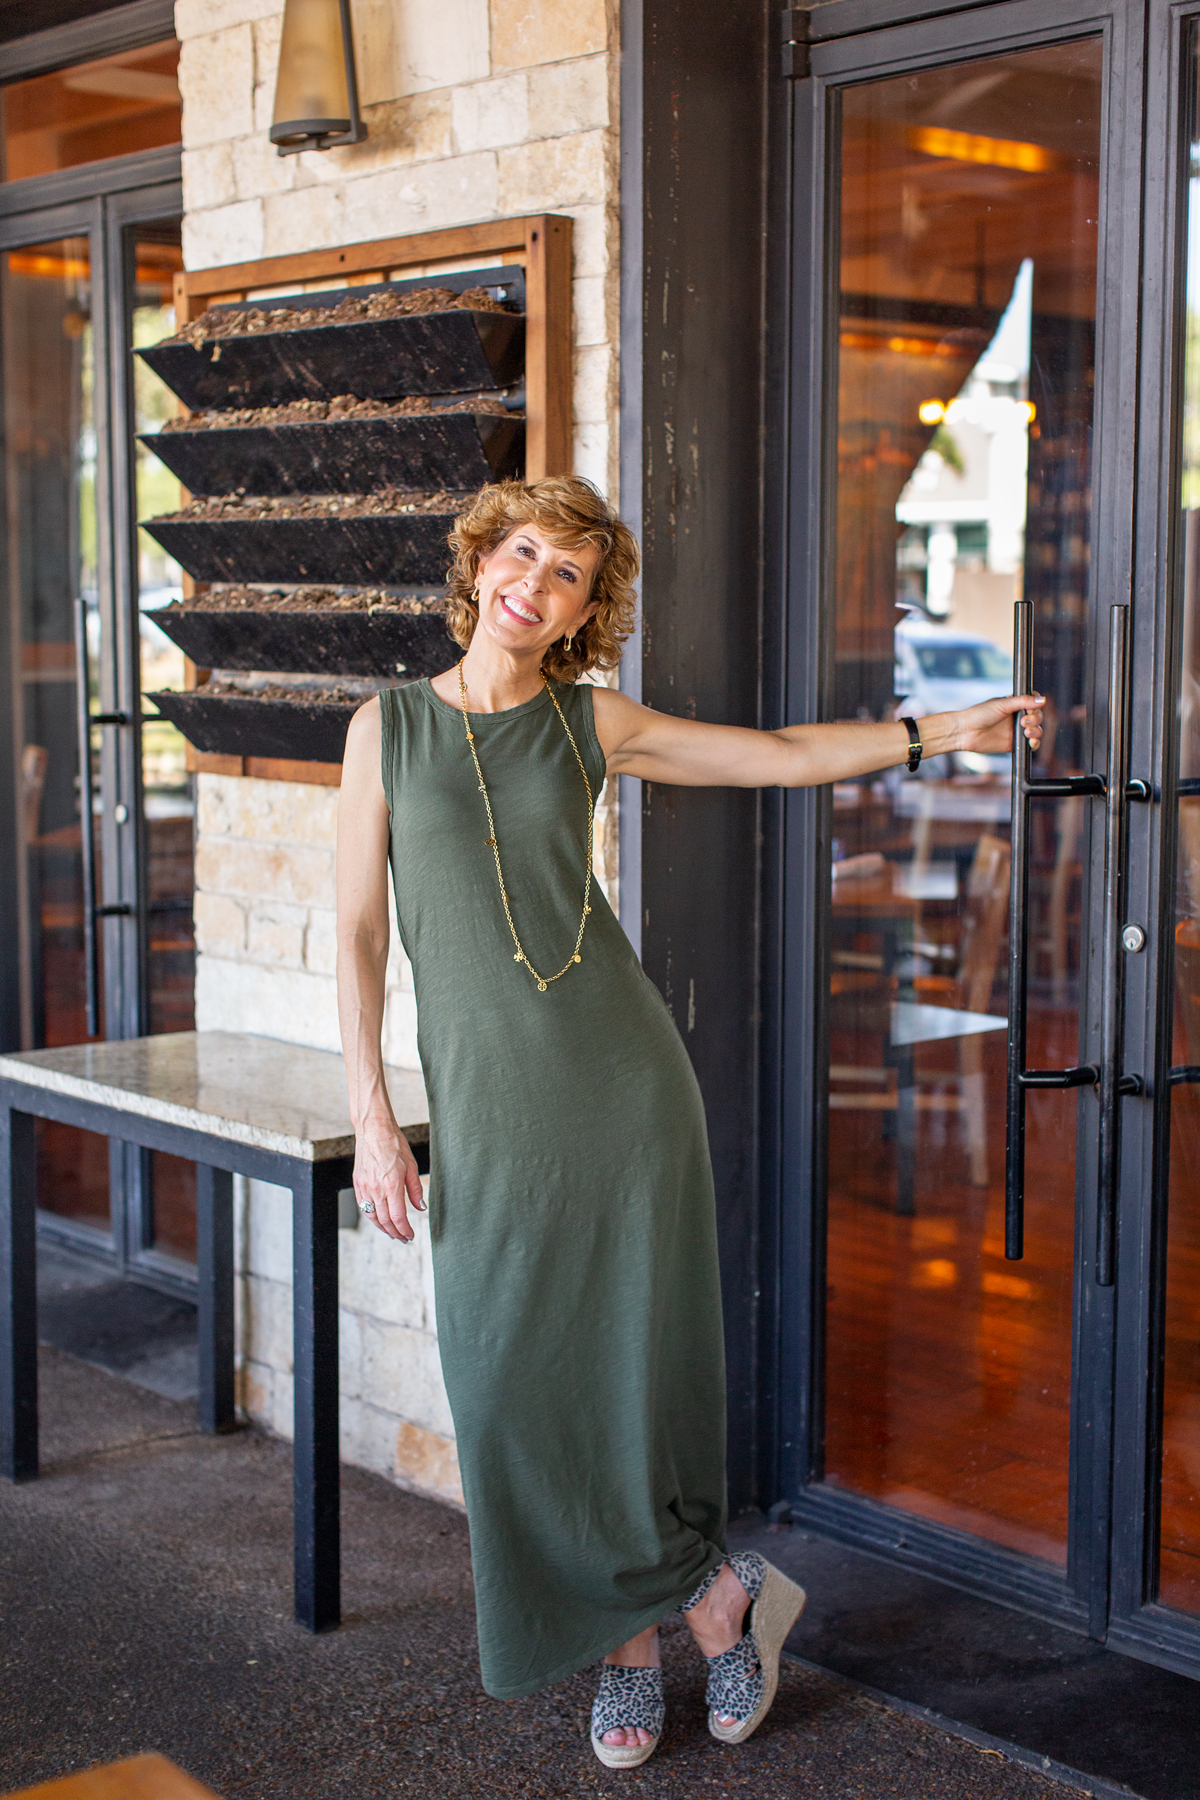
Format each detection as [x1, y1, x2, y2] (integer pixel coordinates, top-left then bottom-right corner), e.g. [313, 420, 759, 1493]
[894, 617, 1014, 777]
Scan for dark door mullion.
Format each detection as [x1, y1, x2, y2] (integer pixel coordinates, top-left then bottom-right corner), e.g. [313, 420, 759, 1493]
[103, 181, 184, 1274]
[1107, 0, 1200, 1656]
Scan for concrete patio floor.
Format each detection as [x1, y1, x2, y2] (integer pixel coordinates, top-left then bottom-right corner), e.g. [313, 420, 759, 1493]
[0, 1344, 1115, 1800]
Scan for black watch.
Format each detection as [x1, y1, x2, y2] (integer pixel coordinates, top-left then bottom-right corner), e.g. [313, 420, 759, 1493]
[900, 716, 923, 774]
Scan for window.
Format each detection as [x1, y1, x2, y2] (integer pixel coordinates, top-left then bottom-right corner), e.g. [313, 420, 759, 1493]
[1, 39, 180, 181]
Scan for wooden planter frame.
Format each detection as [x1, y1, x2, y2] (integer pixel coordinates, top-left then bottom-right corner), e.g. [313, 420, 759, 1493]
[169, 212, 572, 787]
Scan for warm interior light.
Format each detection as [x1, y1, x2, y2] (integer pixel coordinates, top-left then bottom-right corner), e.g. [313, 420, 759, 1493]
[1019, 399, 1037, 423]
[908, 124, 1055, 173]
[918, 399, 945, 424]
[270, 0, 366, 156]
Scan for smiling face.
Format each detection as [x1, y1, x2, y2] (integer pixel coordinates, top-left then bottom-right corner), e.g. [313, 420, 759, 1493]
[474, 522, 600, 663]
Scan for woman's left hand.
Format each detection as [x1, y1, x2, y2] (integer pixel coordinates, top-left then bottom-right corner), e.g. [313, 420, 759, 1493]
[953, 692, 1045, 756]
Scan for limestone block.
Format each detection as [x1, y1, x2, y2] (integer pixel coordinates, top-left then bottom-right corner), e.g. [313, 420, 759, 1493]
[182, 143, 237, 214]
[193, 891, 247, 958]
[568, 202, 613, 278]
[360, 1318, 455, 1437]
[394, 1420, 462, 1504]
[195, 956, 341, 1050]
[245, 1176, 293, 1279]
[491, 0, 607, 71]
[243, 1272, 294, 1378]
[341, 1208, 429, 1330]
[197, 775, 339, 849]
[247, 899, 308, 966]
[497, 129, 608, 213]
[572, 272, 610, 347]
[339, 1395, 402, 1478]
[381, 985, 421, 1068]
[251, 13, 283, 133]
[237, 1357, 274, 1423]
[295, 91, 453, 183]
[339, 1305, 364, 1401]
[269, 1365, 295, 1440]
[527, 54, 609, 138]
[572, 418, 610, 494]
[264, 183, 346, 258]
[341, 151, 499, 241]
[179, 27, 256, 148]
[183, 199, 264, 271]
[175, 0, 280, 40]
[195, 837, 334, 906]
[353, 0, 489, 104]
[304, 908, 337, 977]
[572, 341, 614, 423]
[231, 130, 299, 200]
[452, 73, 530, 155]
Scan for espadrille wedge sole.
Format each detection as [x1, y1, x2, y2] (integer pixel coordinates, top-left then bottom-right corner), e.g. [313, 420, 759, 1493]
[706, 1556, 806, 1746]
[590, 1663, 664, 1768]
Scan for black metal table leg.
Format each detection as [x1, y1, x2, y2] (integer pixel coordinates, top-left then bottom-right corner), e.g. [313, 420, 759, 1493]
[196, 1164, 236, 1434]
[292, 1159, 342, 1632]
[0, 1103, 38, 1481]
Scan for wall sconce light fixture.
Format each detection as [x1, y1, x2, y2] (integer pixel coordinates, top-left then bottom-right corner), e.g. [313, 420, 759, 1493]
[270, 0, 366, 156]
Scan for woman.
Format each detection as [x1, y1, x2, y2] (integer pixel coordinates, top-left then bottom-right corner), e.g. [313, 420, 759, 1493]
[336, 476, 1043, 1769]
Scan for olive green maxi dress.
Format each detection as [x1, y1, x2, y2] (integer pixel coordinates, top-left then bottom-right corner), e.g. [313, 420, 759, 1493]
[380, 677, 727, 1700]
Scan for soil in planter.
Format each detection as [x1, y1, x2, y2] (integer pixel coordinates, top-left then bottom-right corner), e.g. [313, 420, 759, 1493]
[150, 590, 458, 677]
[155, 488, 467, 522]
[163, 585, 445, 613]
[168, 284, 511, 348]
[159, 393, 515, 430]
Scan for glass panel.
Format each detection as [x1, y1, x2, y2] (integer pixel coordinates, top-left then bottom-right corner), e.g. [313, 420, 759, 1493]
[3, 237, 109, 1235]
[132, 223, 196, 1264]
[1157, 23, 1200, 1614]
[824, 42, 1103, 1563]
[0, 42, 180, 182]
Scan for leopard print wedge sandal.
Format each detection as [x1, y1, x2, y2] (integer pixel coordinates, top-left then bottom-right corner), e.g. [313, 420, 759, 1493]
[590, 1663, 665, 1769]
[700, 1551, 807, 1746]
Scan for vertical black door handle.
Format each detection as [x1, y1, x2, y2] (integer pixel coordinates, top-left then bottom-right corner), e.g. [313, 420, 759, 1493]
[1097, 605, 1135, 1288]
[73, 597, 100, 1039]
[1005, 601, 1104, 1260]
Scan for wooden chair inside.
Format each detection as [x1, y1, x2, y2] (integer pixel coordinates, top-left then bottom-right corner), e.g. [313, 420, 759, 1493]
[3, 1752, 221, 1799]
[830, 832, 1011, 1191]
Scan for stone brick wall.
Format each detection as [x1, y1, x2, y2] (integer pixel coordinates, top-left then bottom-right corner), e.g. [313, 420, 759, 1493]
[179, 0, 621, 1503]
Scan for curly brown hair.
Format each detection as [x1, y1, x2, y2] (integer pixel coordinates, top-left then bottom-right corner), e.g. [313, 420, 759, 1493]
[444, 476, 639, 683]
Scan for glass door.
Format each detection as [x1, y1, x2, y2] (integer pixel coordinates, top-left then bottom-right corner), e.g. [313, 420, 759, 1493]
[781, 0, 1143, 1634]
[0, 175, 190, 1287]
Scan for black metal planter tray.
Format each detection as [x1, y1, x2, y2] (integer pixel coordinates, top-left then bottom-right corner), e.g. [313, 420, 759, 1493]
[142, 410, 524, 497]
[149, 605, 459, 679]
[147, 687, 400, 763]
[142, 512, 457, 586]
[139, 310, 525, 412]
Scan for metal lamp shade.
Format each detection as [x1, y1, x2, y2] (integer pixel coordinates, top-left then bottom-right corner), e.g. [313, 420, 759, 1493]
[270, 0, 366, 154]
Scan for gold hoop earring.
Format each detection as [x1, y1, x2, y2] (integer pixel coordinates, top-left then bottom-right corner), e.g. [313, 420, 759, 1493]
[565, 629, 575, 648]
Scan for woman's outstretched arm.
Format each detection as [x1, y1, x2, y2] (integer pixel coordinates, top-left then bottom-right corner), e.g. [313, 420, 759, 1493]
[336, 697, 425, 1242]
[591, 686, 1043, 787]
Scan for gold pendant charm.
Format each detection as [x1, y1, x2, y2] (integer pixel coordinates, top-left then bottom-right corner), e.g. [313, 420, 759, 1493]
[486, 836, 496, 847]
[538, 980, 547, 992]
[573, 954, 581, 963]
[514, 952, 522, 961]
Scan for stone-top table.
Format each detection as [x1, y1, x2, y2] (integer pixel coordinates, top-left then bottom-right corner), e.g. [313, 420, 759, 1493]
[0, 1031, 429, 1634]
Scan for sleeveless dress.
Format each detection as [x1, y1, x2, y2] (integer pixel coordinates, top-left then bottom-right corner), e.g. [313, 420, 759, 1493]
[380, 676, 727, 1699]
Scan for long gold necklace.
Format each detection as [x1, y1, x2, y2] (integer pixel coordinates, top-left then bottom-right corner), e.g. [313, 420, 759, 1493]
[457, 660, 594, 991]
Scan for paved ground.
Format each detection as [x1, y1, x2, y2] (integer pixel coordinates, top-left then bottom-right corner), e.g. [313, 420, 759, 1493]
[0, 1348, 1099, 1800]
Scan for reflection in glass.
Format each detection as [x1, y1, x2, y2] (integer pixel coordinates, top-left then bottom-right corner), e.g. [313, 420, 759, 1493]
[133, 225, 198, 1265]
[824, 43, 1103, 1563]
[3, 239, 109, 1233]
[0, 41, 180, 182]
[1158, 25, 1200, 1614]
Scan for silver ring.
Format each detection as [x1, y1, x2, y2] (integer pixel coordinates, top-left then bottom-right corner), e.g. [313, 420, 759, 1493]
[359, 1200, 377, 1215]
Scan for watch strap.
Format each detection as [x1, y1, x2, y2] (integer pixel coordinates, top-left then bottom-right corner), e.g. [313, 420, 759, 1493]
[900, 715, 923, 774]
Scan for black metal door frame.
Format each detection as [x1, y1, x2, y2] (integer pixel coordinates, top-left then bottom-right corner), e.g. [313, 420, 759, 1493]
[771, 0, 1152, 1644]
[0, 148, 185, 1292]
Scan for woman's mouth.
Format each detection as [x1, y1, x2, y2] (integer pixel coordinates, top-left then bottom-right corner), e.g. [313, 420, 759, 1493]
[501, 595, 542, 625]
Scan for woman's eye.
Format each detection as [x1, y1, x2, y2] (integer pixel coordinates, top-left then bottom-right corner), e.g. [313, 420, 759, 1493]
[518, 543, 535, 558]
[559, 568, 576, 584]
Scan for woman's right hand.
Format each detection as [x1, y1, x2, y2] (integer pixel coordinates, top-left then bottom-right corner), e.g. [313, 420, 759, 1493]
[353, 1116, 426, 1242]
